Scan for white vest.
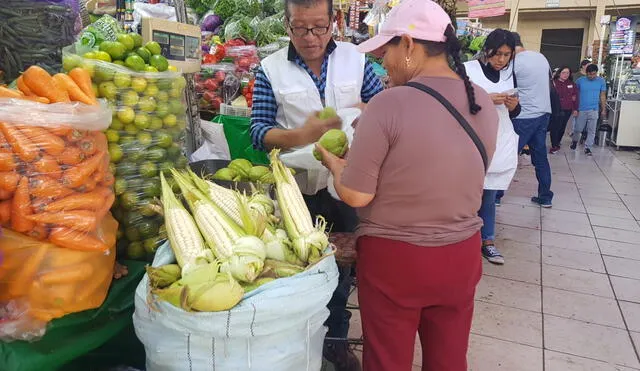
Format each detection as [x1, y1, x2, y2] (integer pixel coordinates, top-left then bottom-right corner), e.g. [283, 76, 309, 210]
[261, 42, 365, 194]
[464, 60, 519, 191]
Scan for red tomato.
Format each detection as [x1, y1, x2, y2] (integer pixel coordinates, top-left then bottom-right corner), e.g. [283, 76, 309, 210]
[203, 78, 219, 92]
[211, 96, 223, 110]
[203, 54, 217, 64]
[214, 71, 226, 83]
[203, 91, 218, 103]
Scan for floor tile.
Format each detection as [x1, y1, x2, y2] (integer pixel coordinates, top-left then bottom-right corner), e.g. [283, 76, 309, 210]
[542, 265, 614, 298]
[599, 239, 640, 261]
[543, 287, 625, 328]
[542, 246, 606, 273]
[475, 276, 541, 312]
[495, 240, 541, 263]
[595, 226, 640, 244]
[545, 350, 640, 371]
[620, 301, 640, 332]
[632, 332, 640, 356]
[604, 256, 640, 280]
[496, 203, 541, 229]
[468, 334, 543, 371]
[579, 189, 623, 201]
[472, 301, 542, 347]
[587, 205, 635, 219]
[482, 258, 540, 284]
[583, 197, 629, 210]
[611, 276, 640, 304]
[495, 224, 541, 245]
[541, 210, 594, 237]
[544, 315, 640, 368]
[542, 231, 599, 253]
[590, 214, 640, 232]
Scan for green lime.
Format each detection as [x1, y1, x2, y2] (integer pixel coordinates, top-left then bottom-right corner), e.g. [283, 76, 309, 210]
[136, 47, 152, 63]
[110, 117, 124, 130]
[143, 237, 161, 255]
[108, 143, 123, 162]
[109, 162, 117, 175]
[167, 143, 182, 159]
[169, 88, 182, 99]
[83, 51, 97, 60]
[172, 76, 187, 90]
[119, 136, 135, 145]
[138, 200, 158, 217]
[144, 66, 158, 73]
[168, 100, 184, 115]
[127, 178, 145, 190]
[114, 178, 127, 195]
[106, 129, 120, 143]
[131, 77, 147, 93]
[120, 191, 140, 211]
[168, 127, 184, 141]
[134, 113, 150, 130]
[138, 96, 157, 112]
[98, 81, 117, 99]
[145, 41, 162, 55]
[117, 34, 135, 51]
[146, 147, 167, 162]
[144, 84, 159, 97]
[121, 90, 139, 107]
[155, 131, 173, 148]
[149, 54, 169, 72]
[139, 161, 158, 178]
[175, 156, 188, 169]
[158, 224, 167, 240]
[143, 181, 162, 198]
[99, 41, 127, 61]
[163, 114, 177, 128]
[63, 54, 83, 72]
[113, 60, 125, 66]
[94, 51, 112, 62]
[159, 161, 173, 174]
[130, 32, 143, 48]
[117, 106, 135, 124]
[95, 64, 116, 83]
[80, 62, 96, 78]
[157, 78, 172, 91]
[156, 91, 169, 103]
[125, 54, 146, 72]
[127, 241, 145, 258]
[155, 104, 169, 118]
[124, 124, 138, 135]
[149, 117, 164, 130]
[137, 219, 160, 239]
[114, 72, 132, 88]
[136, 131, 153, 146]
[116, 162, 138, 177]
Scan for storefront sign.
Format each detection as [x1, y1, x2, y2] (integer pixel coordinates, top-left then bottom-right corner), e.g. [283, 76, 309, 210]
[609, 16, 638, 56]
[545, 0, 560, 8]
[467, 0, 505, 18]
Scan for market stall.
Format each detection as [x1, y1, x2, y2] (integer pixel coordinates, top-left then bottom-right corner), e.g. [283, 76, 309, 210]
[605, 15, 640, 148]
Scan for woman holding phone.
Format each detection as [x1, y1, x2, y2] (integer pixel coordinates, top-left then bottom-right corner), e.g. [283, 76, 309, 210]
[464, 29, 520, 264]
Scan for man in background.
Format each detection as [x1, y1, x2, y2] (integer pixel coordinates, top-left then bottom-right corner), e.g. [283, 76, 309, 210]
[574, 59, 591, 81]
[497, 32, 554, 208]
[571, 64, 607, 156]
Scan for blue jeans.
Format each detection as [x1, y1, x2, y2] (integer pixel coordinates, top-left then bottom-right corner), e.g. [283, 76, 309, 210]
[496, 114, 554, 204]
[479, 189, 497, 241]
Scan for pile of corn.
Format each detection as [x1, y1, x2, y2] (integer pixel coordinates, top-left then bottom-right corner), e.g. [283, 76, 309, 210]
[150, 149, 330, 312]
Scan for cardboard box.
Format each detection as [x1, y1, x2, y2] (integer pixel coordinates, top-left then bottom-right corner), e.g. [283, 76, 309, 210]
[141, 18, 201, 73]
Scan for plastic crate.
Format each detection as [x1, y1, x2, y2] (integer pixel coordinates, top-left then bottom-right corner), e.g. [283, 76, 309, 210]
[220, 103, 251, 117]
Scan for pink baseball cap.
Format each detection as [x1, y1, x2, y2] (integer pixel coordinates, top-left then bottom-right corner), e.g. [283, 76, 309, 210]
[357, 0, 451, 54]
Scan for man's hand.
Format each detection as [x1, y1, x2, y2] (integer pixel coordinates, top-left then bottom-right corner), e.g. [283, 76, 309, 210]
[573, 110, 578, 117]
[300, 111, 342, 144]
[490, 93, 507, 105]
[504, 95, 519, 111]
[601, 110, 607, 119]
[314, 143, 346, 173]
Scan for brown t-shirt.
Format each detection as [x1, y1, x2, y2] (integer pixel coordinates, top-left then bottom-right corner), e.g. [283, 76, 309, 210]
[341, 76, 498, 247]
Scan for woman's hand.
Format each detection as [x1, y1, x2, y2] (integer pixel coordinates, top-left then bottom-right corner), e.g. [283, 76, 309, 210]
[315, 144, 347, 173]
[504, 95, 519, 111]
[573, 110, 578, 117]
[490, 93, 507, 105]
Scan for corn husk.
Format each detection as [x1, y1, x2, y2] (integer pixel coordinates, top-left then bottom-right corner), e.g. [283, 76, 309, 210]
[147, 264, 182, 289]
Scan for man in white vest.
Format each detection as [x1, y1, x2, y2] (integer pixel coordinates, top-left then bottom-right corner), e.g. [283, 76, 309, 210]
[250, 0, 383, 369]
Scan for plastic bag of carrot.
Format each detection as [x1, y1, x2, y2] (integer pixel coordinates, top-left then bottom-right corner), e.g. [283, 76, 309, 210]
[0, 65, 116, 341]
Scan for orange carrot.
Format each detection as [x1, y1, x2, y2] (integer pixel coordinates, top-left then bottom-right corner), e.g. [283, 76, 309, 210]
[0, 122, 40, 162]
[93, 132, 108, 152]
[68, 68, 96, 101]
[0, 86, 24, 99]
[52, 73, 96, 105]
[61, 152, 104, 189]
[39, 263, 94, 285]
[27, 224, 49, 240]
[0, 152, 17, 171]
[66, 129, 86, 143]
[7, 244, 47, 297]
[22, 66, 70, 103]
[58, 146, 85, 165]
[100, 172, 115, 187]
[20, 96, 49, 104]
[96, 192, 115, 221]
[47, 126, 72, 137]
[31, 197, 51, 213]
[29, 176, 74, 199]
[0, 188, 12, 200]
[43, 188, 108, 212]
[18, 126, 65, 156]
[26, 210, 97, 232]
[0, 200, 10, 224]
[0, 171, 20, 192]
[0, 130, 9, 151]
[32, 154, 62, 179]
[11, 176, 34, 233]
[78, 135, 97, 156]
[16, 76, 34, 96]
[76, 176, 97, 192]
[49, 227, 109, 252]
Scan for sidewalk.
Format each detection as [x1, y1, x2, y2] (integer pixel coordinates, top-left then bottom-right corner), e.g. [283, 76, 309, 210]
[348, 145, 640, 370]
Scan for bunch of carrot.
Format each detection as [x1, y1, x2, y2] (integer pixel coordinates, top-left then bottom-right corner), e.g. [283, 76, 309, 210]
[0, 68, 115, 253]
[0, 65, 96, 106]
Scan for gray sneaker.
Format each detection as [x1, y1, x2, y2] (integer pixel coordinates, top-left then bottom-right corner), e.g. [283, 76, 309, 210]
[482, 244, 504, 265]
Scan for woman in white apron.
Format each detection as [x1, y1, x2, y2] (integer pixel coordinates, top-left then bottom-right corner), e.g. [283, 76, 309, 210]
[464, 29, 520, 265]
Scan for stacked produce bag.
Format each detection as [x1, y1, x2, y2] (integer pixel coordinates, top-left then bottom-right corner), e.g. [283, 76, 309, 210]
[62, 18, 190, 261]
[133, 150, 338, 370]
[0, 66, 117, 341]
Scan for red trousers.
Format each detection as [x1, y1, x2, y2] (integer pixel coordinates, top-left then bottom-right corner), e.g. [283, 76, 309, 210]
[356, 233, 482, 371]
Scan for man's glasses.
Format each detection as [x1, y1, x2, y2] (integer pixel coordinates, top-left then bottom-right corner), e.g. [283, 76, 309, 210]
[287, 24, 330, 37]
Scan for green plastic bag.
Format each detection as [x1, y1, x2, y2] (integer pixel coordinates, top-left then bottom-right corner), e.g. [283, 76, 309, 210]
[0, 261, 146, 371]
[213, 115, 269, 165]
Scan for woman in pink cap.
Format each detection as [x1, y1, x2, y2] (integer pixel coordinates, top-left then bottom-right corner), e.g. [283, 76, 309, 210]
[315, 0, 499, 369]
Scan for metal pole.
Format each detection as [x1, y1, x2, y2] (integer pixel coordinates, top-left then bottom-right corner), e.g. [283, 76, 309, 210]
[597, 23, 606, 73]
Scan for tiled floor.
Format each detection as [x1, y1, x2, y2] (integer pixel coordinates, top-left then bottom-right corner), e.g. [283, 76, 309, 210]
[346, 144, 640, 370]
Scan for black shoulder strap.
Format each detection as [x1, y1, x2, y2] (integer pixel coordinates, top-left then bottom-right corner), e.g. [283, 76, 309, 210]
[405, 81, 489, 172]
